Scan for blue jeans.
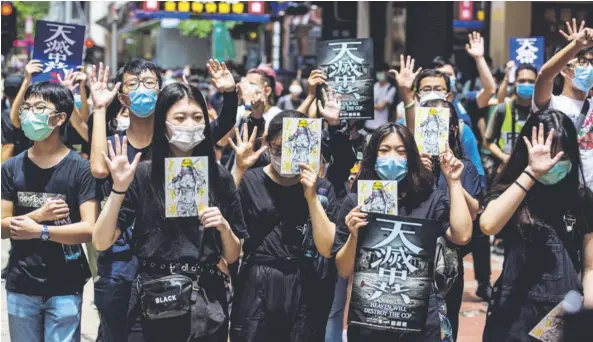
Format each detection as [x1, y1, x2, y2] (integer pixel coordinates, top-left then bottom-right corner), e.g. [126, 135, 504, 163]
[7, 291, 82, 342]
[325, 276, 348, 342]
[94, 277, 132, 342]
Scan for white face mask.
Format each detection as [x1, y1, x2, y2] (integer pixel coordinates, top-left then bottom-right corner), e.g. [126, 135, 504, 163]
[289, 85, 303, 96]
[116, 116, 130, 131]
[418, 92, 447, 105]
[270, 153, 283, 174]
[166, 122, 206, 152]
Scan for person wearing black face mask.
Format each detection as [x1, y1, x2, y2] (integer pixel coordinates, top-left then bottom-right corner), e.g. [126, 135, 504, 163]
[333, 123, 472, 341]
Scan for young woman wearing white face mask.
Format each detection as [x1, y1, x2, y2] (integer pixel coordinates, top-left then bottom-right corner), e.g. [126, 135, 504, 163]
[277, 79, 304, 111]
[332, 123, 472, 342]
[93, 83, 248, 342]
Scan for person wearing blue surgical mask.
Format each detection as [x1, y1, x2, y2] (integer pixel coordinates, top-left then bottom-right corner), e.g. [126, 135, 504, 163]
[480, 109, 593, 341]
[484, 63, 538, 170]
[333, 122, 473, 342]
[533, 22, 593, 191]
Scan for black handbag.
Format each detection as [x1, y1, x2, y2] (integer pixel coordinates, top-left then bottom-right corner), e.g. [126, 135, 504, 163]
[137, 274, 194, 320]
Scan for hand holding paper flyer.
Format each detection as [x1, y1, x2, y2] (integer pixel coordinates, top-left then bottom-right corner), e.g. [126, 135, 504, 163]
[414, 107, 450, 156]
[358, 180, 398, 216]
[165, 157, 208, 218]
[280, 118, 322, 176]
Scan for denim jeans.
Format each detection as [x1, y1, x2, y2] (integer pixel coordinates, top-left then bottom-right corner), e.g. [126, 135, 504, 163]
[7, 291, 82, 342]
[94, 277, 132, 342]
[325, 276, 348, 342]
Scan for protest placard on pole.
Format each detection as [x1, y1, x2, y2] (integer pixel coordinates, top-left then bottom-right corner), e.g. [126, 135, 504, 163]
[32, 20, 85, 83]
[317, 38, 374, 120]
[348, 214, 439, 333]
[508, 36, 544, 83]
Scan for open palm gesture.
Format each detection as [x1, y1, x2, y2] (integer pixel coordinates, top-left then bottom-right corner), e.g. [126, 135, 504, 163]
[318, 87, 341, 125]
[87, 63, 120, 109]
[102, 135, 141, 192]
[465, 31, 484, 59]
[207, 59, 235, 92]
[229, 123, 267, 171]
[57, 69, 80, 93]
[523, 124, 564, 178]
[560, 18, 586, 42]
[390, 55, 422, 92]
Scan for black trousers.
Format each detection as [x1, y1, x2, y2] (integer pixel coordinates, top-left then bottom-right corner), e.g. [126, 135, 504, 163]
[230, 263, 334, 342]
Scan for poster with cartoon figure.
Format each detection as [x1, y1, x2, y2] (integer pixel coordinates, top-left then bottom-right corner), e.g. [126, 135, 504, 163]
[358, 180, 398, 216]
[165, 157, 208, 218]
[281, 118, 322, 176]
[414, 107, 449, 156]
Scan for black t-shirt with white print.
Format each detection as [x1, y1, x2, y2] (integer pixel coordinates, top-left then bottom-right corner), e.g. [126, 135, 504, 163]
[238, 167, 339, 275]
[1, 150, 97, 296]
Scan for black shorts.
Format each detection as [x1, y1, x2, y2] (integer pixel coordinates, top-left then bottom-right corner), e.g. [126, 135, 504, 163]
[230, 263, 334, 342]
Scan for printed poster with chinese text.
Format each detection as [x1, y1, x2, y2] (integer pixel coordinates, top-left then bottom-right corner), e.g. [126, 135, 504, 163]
[280, 118, 322, 176]
[165, 157, 208, 218]
[317, 38, 374, 120]
[414, 107, 449, 156]
[32, 20, 86, 83]
[358, 180, 398, 216]
[348, 214, 439, 333]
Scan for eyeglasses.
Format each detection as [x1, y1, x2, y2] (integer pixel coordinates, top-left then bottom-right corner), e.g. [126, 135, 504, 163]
[123, 77, 159, 90]
[19, 103, 58, 116]
[418, 86, 447, 95]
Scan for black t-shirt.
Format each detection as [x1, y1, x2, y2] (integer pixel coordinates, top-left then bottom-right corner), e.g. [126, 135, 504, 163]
[1, 108, 30, 156]
[1, 150, 97, 296]
[85, 112, 120, 156]
[332, 189, 450, 340]
[116, 161, 248, 265]
[238, 167, 339, 262]
[64, 121, 89, 156]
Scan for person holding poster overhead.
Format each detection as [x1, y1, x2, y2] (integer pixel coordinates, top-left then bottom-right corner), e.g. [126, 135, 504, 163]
[333, 122, 472, 341]
[229, 110, 339, 342]
[93, 83, 247, 341]
[480, 109, 593, 341]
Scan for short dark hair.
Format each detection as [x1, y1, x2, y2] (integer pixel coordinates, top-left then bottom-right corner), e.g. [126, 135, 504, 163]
[414, 69, 451, 93]
[266, 110, 304, 144]
[515, 63, 538, 79]
[24, 82, 74, 133]
[431, 56, 457, 75]
[115, 59, 162, 92]
[3, 74, 24, 98]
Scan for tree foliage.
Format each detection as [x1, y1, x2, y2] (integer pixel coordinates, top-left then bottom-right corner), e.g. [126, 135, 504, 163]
[178, 20, 238, 39]
[12, 1, 50, 40]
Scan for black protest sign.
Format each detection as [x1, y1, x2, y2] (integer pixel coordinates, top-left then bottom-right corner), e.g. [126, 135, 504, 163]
[317, 38, 374, 120]
[348, 214, 439, 333]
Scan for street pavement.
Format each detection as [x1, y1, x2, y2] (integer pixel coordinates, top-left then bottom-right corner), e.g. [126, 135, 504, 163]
[0, 237, 502, 342]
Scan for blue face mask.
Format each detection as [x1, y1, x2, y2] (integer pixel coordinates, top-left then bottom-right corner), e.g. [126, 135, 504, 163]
[128, 87, 158, 117]
[538, 160, 572, 185]
[73, 94, 82, 109]
[375, 156, 408, 181]
[516, 83, 535, 99]
[449, 76, 456, 92]
[572, 65, 593, 92]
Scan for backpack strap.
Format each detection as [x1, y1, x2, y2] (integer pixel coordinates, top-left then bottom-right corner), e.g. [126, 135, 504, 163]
[574, 98, 591, 133]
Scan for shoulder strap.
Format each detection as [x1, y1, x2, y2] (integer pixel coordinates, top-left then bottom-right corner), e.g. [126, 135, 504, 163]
[574, 98, 591, 133]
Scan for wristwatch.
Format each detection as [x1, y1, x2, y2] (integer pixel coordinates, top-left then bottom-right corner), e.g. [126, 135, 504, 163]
[40, 225, 50, 241]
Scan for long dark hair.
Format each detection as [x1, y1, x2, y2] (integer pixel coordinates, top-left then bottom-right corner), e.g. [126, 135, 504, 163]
[355, 123, 433, 205]
[421, 98, 464, 159]
[150, 83, 222, 206]
[493, 109, 591, 232]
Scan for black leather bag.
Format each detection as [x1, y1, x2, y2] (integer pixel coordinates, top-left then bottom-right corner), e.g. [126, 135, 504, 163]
[137, 274, 193, 320]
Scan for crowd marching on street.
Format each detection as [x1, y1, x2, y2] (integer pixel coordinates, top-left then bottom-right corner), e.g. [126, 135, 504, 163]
[1, 13, 593, 342]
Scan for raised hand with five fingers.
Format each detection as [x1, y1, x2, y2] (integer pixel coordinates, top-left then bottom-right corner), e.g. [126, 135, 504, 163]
[24, 59, 44, 83]
[440, 145, 464, 184]
[523, 123, 565, 178]
[317, 87, 342, 125]
[345, 206, 368, 240]
[207, 59, 236, 93]
[573, 27, 593, 49]
[58, 69, 80, 93]
[101, 135, 142, 192]
[229, 123, 268, 171]
[390, 55, 422, 94]
[465, 31, 485, 59]
[87, 63, 121, 110]
[560, 18, 586, 42]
